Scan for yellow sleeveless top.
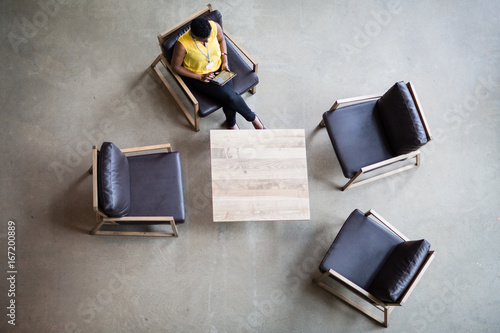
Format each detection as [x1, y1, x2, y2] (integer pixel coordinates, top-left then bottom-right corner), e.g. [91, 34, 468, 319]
[178, 21, 222, 75]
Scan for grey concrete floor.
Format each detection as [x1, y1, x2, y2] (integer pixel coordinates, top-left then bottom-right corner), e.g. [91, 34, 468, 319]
[1, 0, 499, 332]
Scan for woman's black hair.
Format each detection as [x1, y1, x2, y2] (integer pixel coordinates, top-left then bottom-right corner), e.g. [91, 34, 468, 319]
[190, 17, 212, 38]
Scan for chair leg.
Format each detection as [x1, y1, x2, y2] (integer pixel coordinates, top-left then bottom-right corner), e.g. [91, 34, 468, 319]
[90, 215, 105, 235]
[416, 152, 421, 166]
[313, 272, 392, 327]
[88, 165, 93, 175]
[170, 220, 179, 237]
[383, 307, 389, 327]
[319, 119, 326, 127]
[383, 305, 396, 327]
[151, 54, 161, 69]
[342, 152, 421, 190]
[194, 110, 200, 132]
[342, 170, 364, 191]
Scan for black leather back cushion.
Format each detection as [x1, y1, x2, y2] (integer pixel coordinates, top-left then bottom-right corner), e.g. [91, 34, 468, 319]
[162, 10, 223, 63]
[377, 82, 428, 155]
[368, 239, 430, 303]
[98, 142, 131, 217]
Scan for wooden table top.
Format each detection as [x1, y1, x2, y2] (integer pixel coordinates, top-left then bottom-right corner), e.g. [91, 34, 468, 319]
[210, 129, 310, 222]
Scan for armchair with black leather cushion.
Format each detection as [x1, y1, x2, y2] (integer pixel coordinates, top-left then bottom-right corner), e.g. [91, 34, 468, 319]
[151, 4, 259, 131]
[313, 209, 435, 327]
[320, 81, 432, 190]
[89, 142, 185, 237]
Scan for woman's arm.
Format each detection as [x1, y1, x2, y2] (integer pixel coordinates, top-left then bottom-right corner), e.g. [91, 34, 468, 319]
[171, 41, 214, 82]
[216, 22, 230, 72]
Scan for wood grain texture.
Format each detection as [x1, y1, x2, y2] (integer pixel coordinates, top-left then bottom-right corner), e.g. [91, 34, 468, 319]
[210, 129, 310, 222]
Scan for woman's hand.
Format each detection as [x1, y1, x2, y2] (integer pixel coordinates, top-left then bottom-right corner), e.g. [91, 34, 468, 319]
[199, 72, 216, 82]
[221, 61, 230, 72]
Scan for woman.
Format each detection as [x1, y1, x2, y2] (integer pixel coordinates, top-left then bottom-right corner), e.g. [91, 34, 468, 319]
[171, 17, 265, 130]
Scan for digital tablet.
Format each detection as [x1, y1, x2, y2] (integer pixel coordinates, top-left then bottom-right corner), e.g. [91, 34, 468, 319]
[211, 70, 237, 86]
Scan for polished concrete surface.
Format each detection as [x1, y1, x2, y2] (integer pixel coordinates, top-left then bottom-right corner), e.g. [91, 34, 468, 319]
[1, 1, 499, 332]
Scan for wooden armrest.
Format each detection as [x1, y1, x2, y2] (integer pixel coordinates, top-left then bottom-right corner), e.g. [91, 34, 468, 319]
[158, 55, 199, 107]
[361, 150, 420, 173]
[330, 94, 382, 111]
[92, 146, 99, 212]
[407, 82, 432, 141]
[120, 144, 172, 154]
[103, 216, 175, 223]
[366, 210, 409, 241]
[224, 30, 258, 72]
[327, 269, 382, 305]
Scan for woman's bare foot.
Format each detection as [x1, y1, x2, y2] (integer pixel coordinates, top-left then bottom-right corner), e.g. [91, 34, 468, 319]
[252, 115, 266, 130]
[228, 123, 239, 130]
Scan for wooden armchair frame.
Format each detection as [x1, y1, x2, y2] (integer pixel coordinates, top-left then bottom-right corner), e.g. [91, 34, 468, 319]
[313, 210, 435, 327]
[150, 4, 258, 132]
[320, 82, 432, 190]
[89, 144, 179, 237]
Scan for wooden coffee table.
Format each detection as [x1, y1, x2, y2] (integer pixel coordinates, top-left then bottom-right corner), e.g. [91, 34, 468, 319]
[210, 129, 310, 222]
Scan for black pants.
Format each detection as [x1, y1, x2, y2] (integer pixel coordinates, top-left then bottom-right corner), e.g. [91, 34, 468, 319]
[181, 75, 256, 127]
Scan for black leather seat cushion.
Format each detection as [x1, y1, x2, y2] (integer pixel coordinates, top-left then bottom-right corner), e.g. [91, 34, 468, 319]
[127, 152, 185, 223]
[377, 81, 428, 155]
[323, 101, 394, 178]
[368, 239, 431, 303]
[319, 209, 403, 290]
[161, 10, 258, 118]
[98, 142, 131, 217]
